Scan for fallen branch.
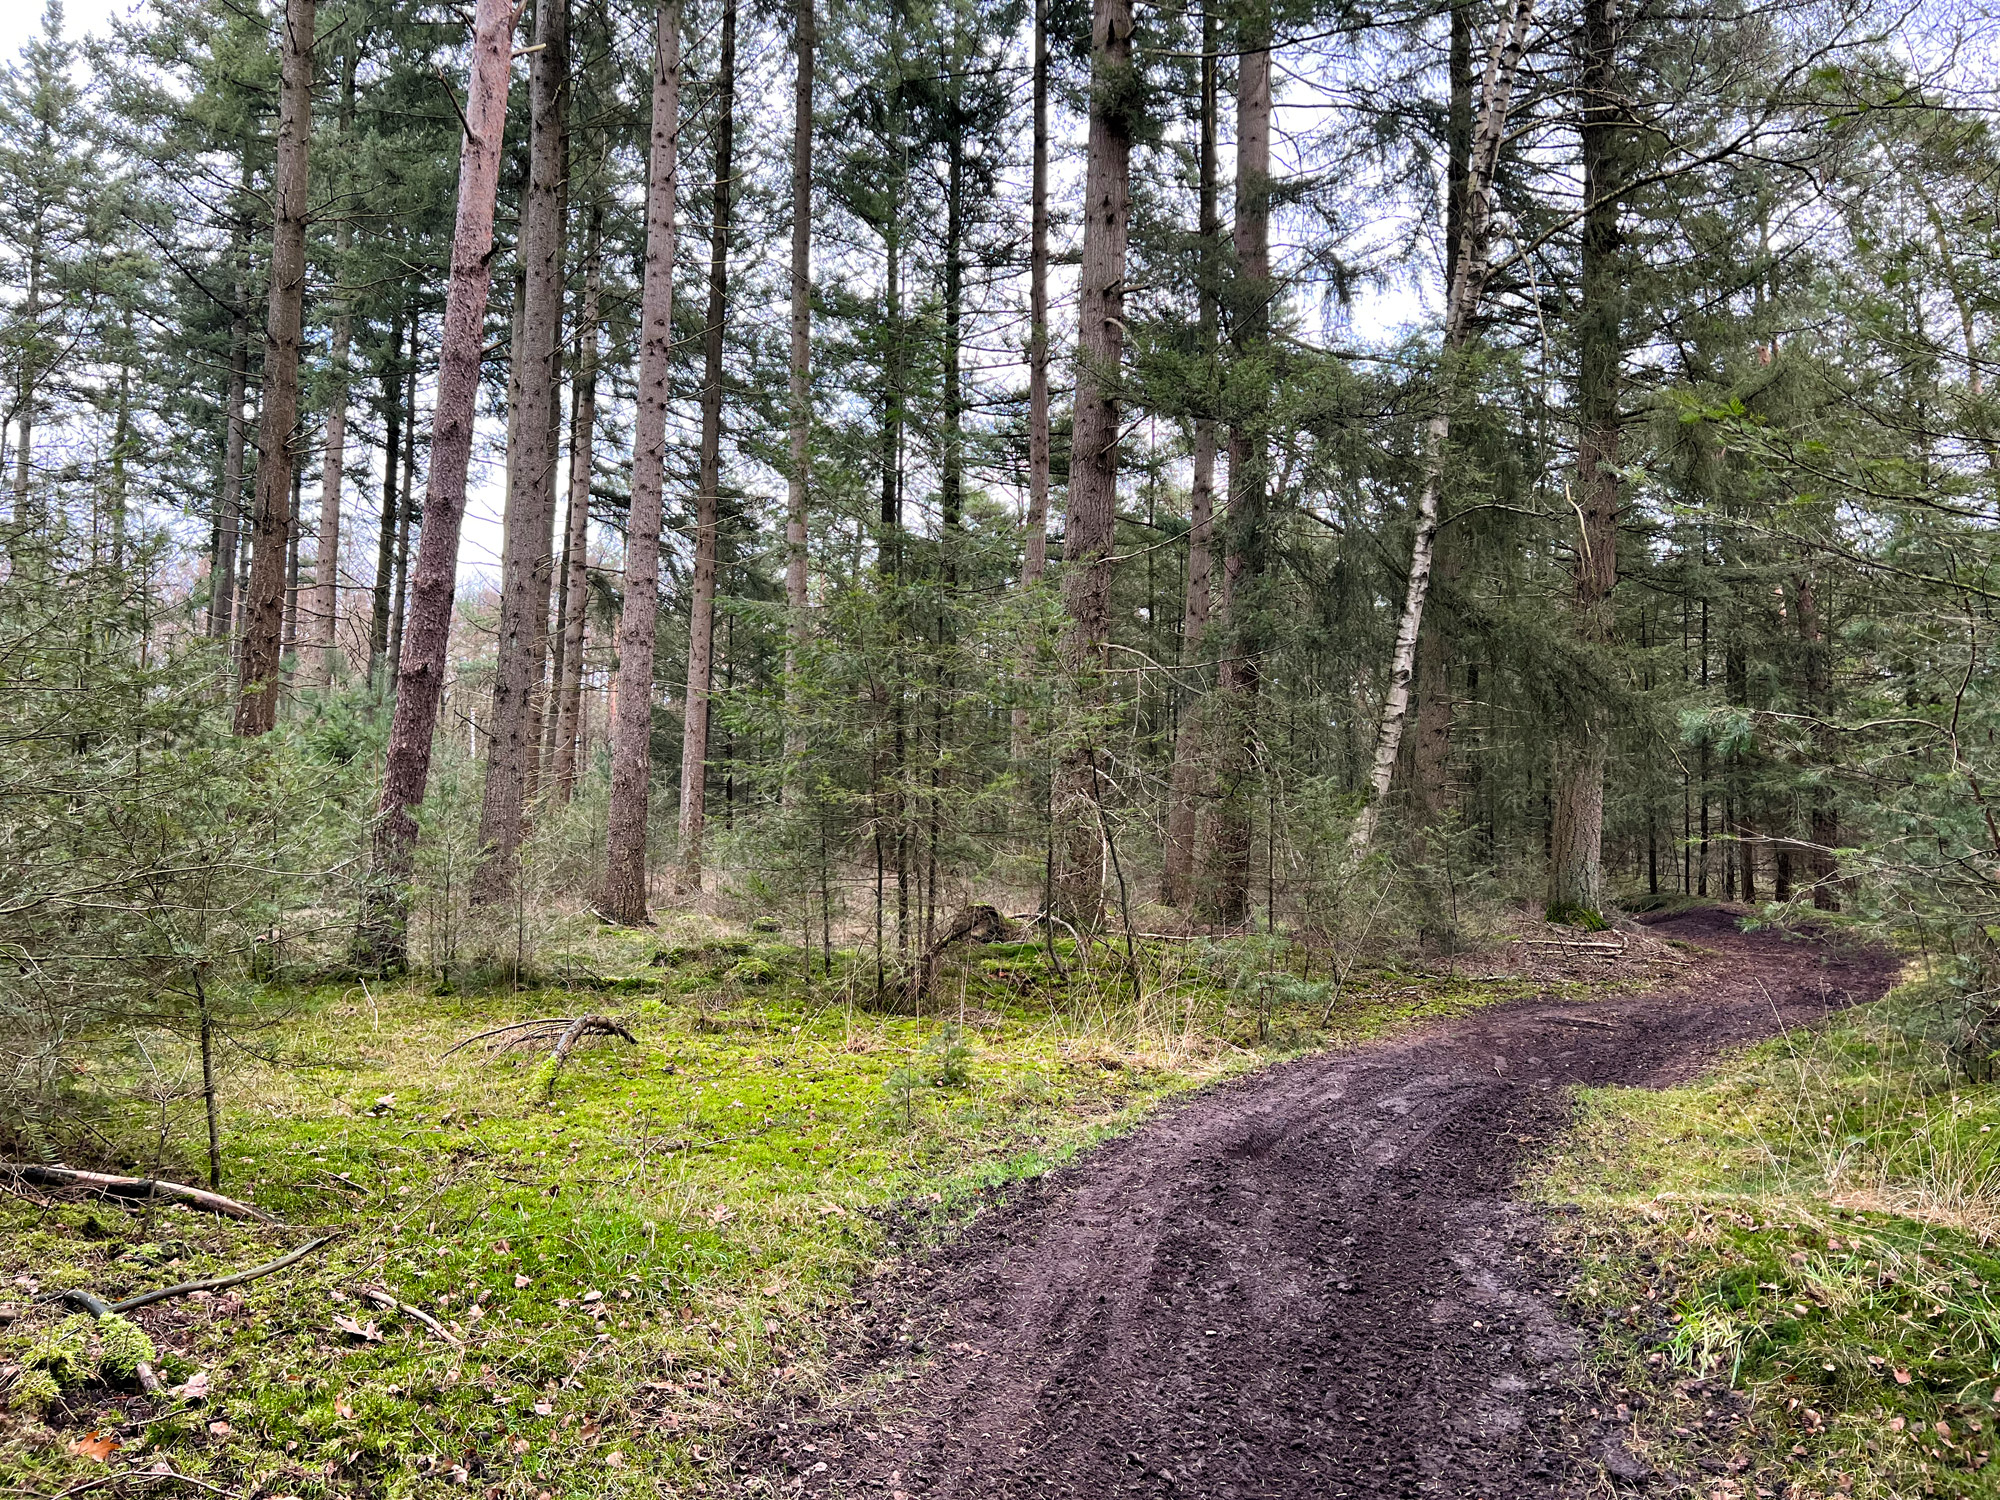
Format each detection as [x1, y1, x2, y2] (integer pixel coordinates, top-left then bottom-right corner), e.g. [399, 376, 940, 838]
[439, 1017, 584, 1060]
[359, 1286, 463, 1345]
[906, 905, 1015, 1009]
[60, 1235, 341, 1318]
[4, 1165, 277, 1224]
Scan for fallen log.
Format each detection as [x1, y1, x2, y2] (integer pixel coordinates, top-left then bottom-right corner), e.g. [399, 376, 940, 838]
[58, 1234, 341, 1318]
[5, 1165, 276, 1224]
[906, 904, 1016, 1009]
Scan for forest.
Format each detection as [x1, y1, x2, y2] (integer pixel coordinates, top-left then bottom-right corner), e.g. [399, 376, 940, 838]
[3, 0, 2000, 1492]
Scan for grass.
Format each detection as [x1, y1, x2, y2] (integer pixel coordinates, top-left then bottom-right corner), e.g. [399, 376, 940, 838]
[0, 920, 1570, 1498]
[1537, 974, 2000, 1498]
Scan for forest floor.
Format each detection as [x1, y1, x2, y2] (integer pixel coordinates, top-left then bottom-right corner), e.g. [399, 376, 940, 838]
[0, 914, 1626, 1498]
[8, 909, 1993, 1500]
[738, 909, 1961, 1500]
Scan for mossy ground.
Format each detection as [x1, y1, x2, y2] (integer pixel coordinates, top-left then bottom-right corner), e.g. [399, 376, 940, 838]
[0, 922, 1564, 1498]
[1537, 976, 2000, 1498]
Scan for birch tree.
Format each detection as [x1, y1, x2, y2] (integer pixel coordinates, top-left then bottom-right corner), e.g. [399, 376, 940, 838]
[1349, 0, 1536, 857]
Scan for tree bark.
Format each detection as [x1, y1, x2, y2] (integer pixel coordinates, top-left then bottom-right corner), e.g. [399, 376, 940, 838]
[1010, 0, 1052, 764]
[209, 257, 251, 642]
[600, 0, 683, 925]
[1349, 0, 1535, 857]
[1048, 0, 1135, 929]
[303, 35, 359, 690]
[367, 316, 403, 686]
[1410, 0, 1476, 821]
[236, 0, 317, 735]
[1545, 0, 1624, 920]
[675, 0, 737, 899]
[386, 349, 418, 698]
[551, 197, 603, 805]
[1794, 567, 1840, 909]
[1162, 2, 1219, 909]
[357, 0, 516, 971]
[1194, 2, 1271, 928]
[784, 0, 815, 725]
[474, 0, 570, 904]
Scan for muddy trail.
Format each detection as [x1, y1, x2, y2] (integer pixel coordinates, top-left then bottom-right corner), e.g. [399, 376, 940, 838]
[740, 910, 1899, 1500]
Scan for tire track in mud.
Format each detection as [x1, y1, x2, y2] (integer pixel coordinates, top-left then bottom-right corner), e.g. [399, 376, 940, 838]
[740, 910, 1899, 1500]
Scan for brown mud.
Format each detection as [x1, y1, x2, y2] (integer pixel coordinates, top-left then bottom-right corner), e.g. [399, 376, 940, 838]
[740, 909, 1899, 1499]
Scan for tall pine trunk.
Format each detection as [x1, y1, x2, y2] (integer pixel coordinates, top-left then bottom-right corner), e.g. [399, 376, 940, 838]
[304, 35, 360, 690]
[474, 0, 570, 904]
[675, 0, 737, 899]
[1010, 0, 1052, 764]
[1194, 3, 1270, 928]
[209, 256, 251, 641]
[1162, 3, 1219, 908]
[783, 0, 815, 730]
[386, 351, 418, 697]
[1048, 0, 1135, 929]
[1794, 568, 1841, 909]
[1350, 0, 1535, 856]
[1545, 0, 1624, 921]
[367, 316, 403, 685]
[357, 0, 516, 970]
[552, 196, 603, 804]
[600, 0, 683, 924]
[236, 0, 317, 735]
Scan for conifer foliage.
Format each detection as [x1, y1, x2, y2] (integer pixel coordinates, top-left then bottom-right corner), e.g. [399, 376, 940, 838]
[6, 0, 2000, 1077]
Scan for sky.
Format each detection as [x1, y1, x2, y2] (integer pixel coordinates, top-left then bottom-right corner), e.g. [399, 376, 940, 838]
[1, 0, 129, 61]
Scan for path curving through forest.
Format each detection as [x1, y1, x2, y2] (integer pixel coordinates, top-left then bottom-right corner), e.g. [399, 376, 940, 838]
[744, 910, 1898, 1499]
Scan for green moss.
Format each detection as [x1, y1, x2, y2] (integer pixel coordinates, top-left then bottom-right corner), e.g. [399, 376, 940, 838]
[22, 1314, 96, 1388]
[95, 1315, 155, 1380]
[9, 1367, 59, 1414]
[1544, 901, 1609, 931]
[1536, 979, 2000, 1497]
[0, 933, 1564, 1497]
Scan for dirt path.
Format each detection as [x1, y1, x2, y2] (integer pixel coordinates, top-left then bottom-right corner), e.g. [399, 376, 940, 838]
[743, 910, 1898, 1500]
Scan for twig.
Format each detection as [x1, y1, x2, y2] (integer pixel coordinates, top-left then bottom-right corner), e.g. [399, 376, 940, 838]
[28, 1473, 240, 1499]
[60, 1235, 341, 1317]
[359, 1286, 463, 1345]
[5, 1166, 277, 1224]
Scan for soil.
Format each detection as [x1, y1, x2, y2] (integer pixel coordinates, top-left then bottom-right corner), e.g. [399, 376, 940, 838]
[738, 909, 1899, 1500]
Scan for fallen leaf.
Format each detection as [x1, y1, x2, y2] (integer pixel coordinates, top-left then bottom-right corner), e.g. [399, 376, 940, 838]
[68, 1432, 121, 1462]
[514, 1274, 532, 1289]
[533, 1401, 553, 1416]
[333, 1315, 383, 1343]
[509, 1436, 530, 1455]
[207, 1420, 231, 1437]
[335, 1399, 354, 1419]
[582, 1289, 603, 1304]
[175, 1370, 210, 1400]
[819, 1203, 847, 1218]
[708, 1205, 735, 1224]
[1895, 1368, 1913, 1385]
[605, 1451, 626, 1468]
[1890, 1417, 1907, 1432]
